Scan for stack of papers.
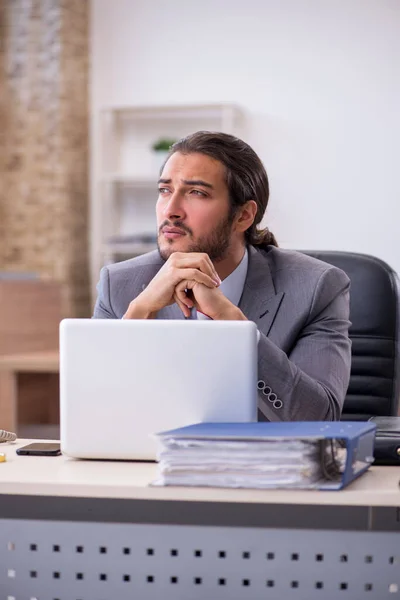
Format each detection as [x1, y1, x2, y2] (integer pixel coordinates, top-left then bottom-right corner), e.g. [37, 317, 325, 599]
[157, 438, 324, 488]
[154, 422, 376, 491]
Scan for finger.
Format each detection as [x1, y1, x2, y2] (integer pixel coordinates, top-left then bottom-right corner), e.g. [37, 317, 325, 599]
[174, 292, 191, 318]
[195, 255, 220, 283]
[173, 254, 220, 284]
[178, 268, 219, 289]
[175, 281, 195, 308]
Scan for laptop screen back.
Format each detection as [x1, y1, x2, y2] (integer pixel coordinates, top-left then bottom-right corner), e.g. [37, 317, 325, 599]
[60, 319, 258, 460]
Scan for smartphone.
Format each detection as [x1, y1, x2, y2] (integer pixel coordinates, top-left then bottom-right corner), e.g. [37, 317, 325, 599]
[16, 442, 61, 456]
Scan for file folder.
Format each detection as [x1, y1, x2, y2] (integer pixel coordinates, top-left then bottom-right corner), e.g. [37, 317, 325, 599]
[155, 421, 376, 490]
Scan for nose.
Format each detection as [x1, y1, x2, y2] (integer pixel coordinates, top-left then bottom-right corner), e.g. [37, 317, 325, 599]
[163, 191, 186, 221]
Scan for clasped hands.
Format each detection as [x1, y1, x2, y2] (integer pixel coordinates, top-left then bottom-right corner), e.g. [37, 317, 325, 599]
[123, 252, 245, 321]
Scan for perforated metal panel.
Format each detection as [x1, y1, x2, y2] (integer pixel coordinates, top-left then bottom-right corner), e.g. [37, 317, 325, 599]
[1, 518, 399, 600]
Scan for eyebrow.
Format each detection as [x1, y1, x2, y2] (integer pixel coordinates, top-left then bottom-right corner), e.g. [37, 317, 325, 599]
[158, 178, 214, 190]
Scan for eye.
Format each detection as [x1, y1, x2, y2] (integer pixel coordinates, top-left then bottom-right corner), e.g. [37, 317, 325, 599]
[190, 189, 207, 197]
[158, 187, 170, 194]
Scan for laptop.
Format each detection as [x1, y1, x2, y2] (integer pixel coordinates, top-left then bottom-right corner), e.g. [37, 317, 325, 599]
[60, 319, 258, 460]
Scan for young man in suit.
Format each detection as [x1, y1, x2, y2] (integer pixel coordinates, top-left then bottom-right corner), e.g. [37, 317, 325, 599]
[94, 131, 351, 422]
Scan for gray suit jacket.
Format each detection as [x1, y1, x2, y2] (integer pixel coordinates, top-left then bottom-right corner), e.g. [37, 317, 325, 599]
[94, 245, 351, 422]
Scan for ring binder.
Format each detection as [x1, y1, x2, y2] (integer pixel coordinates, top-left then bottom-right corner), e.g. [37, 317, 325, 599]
[154, 422, 376, 490]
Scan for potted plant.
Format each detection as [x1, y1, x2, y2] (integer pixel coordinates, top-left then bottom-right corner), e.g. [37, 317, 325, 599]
[151, 137, 177, 172]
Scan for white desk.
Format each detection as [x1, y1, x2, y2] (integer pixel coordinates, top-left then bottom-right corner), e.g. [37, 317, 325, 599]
[1, 439, 400, 600]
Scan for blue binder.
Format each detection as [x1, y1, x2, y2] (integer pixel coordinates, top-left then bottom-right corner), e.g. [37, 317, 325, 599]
[156, 421, 377, 490]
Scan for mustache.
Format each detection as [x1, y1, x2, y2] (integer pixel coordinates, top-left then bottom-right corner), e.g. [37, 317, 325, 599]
[159, 220, 193, 236]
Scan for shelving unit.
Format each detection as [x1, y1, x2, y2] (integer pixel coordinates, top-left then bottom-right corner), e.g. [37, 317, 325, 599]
[91, 103, 245, 299]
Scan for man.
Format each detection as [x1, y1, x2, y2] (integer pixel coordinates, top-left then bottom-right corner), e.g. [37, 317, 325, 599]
[94, 131, 351, 422]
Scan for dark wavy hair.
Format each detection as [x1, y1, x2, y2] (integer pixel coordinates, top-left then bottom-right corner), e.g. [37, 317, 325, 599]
[164, 131, 277, 248]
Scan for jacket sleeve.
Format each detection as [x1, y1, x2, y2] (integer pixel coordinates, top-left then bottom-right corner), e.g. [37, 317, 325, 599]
[92, 266, 117, 319]
[257, 267, 351, 421]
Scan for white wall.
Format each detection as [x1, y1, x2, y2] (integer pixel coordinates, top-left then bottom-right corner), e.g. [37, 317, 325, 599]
[91, 0, 400, 275]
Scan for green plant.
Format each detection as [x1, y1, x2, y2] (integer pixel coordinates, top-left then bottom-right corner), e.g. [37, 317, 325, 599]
[151, 137, 177, 152]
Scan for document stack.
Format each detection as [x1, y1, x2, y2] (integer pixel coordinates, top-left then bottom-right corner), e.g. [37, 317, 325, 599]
[155, 422, 376, 491]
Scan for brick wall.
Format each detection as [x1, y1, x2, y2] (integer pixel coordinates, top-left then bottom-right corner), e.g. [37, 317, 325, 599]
[0, 0, 90, 317]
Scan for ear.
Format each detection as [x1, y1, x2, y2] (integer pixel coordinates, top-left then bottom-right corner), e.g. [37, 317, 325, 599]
[234, 200, 258, 233]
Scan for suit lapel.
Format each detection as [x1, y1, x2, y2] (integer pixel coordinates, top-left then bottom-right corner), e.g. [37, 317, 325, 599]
[239, 246, 284, 335]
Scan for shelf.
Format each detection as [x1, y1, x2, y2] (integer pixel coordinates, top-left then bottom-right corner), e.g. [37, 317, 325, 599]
[101, 175, 158, 188]
[101, 103, 243, 121]
[103, 242, 157, 256]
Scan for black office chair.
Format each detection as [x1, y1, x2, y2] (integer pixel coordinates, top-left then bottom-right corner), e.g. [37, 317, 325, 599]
[302, 251, 400, 420]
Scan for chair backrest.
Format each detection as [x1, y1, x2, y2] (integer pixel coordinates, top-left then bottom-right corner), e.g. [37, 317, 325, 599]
[301, 251, 400, 420]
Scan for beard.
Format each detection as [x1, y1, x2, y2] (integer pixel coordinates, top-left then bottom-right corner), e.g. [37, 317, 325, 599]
[157, 213, 235, 262]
